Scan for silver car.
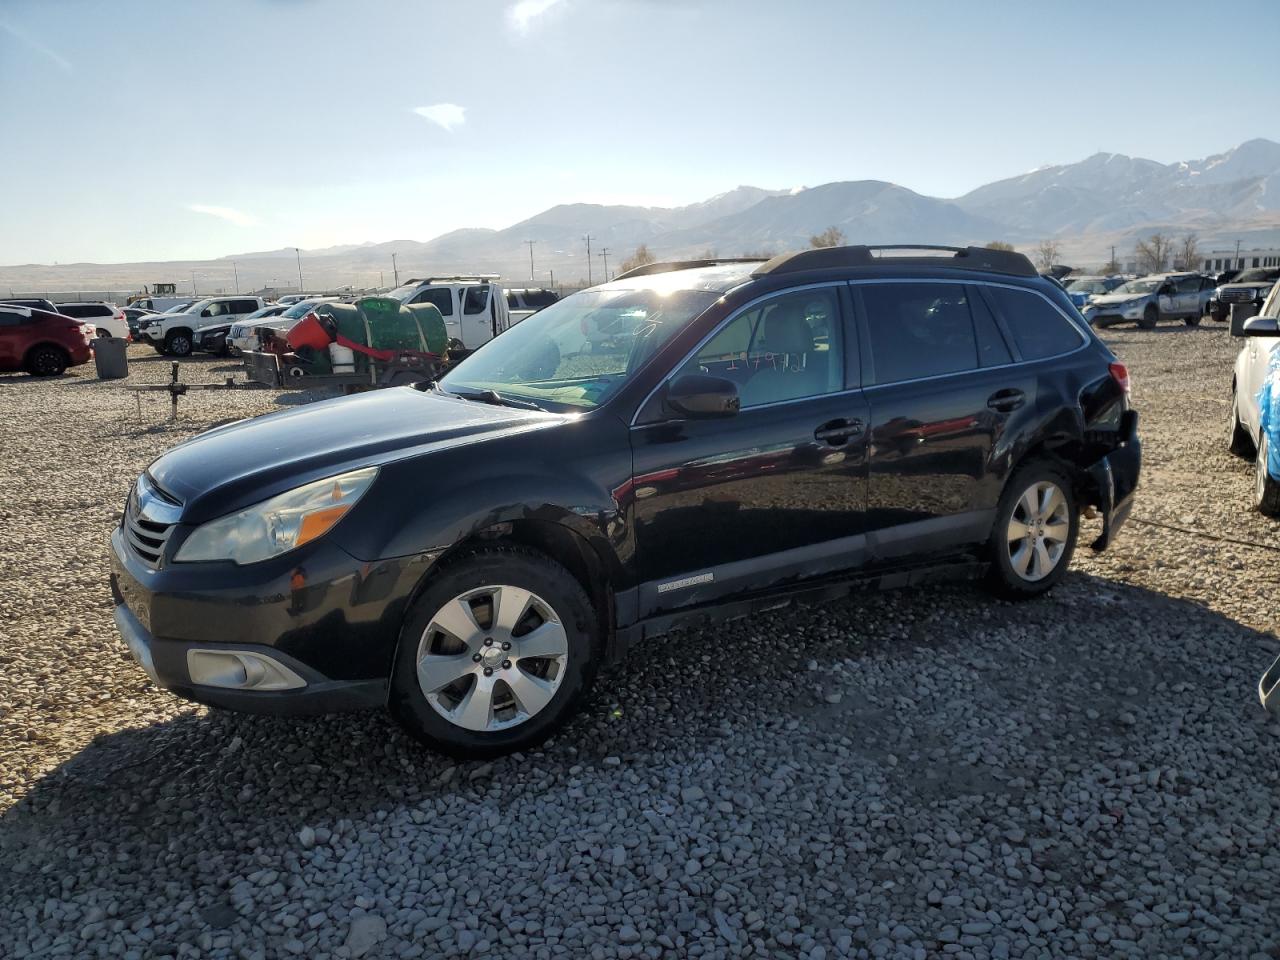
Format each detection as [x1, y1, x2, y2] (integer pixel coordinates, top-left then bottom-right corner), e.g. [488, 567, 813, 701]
[1082, 273, 1214, 329]
[1226, 281, 1280, 516]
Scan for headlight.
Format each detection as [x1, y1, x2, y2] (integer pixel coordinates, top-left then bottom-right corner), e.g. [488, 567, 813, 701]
[174, 466, 378, 564]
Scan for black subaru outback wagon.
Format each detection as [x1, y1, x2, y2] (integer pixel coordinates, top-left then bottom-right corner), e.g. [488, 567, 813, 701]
[110, 245, 1140, 756]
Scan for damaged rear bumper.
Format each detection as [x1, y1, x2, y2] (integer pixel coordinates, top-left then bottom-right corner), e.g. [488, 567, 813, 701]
[1086, 409, 1141, 552]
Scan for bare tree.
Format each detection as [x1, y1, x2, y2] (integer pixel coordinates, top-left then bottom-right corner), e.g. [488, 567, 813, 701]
[985, 241, 1016, 252]
[1034, 239, 1061, 271]
[1135, 233, 1171, 274]
[1177, 233, 1201, 272]
[809, 226, 846, 249]
[617, 244, 657, 274]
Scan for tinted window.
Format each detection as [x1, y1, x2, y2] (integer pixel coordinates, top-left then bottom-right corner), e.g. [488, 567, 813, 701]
[59, 304, 110, 318]
[232, 299, 258, 313]
[1174, 275, 1200, 294]
[411, 287, 453, 316]
[983, 286, 1084, 361]
[862, 283, 976, 384]
[678, 287, 844, 408]
[0, 309, 28, 327]
[967, 290, 1013, 367]
[463, 285, 489, 315]
[506, 292, 519, 309]
[523, 289, 558, 308]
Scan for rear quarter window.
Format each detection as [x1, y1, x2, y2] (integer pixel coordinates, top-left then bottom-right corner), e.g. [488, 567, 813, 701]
[981, 286, 1085, 361]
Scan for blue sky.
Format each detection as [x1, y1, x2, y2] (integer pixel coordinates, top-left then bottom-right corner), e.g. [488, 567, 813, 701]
[2, 0, 1278, 265]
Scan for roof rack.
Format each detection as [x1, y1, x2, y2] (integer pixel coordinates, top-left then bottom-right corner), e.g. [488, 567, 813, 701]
[404, 275, 501, 285]
[611, 258, 768, 282]
[752, 245, 1037, 278]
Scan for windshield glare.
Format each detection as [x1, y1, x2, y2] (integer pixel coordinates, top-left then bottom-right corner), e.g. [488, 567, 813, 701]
[1114, 279, 1160, 295]
[439, 285, 721, 409]
[1233, 269, 1279, 284]
[281, 300, 320, 319]
[1066, 279, 1109, 294]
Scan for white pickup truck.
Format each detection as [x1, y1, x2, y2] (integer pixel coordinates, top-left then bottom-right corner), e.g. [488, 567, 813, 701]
[384, 277, 521, 351]
[137, 296, 266, 356]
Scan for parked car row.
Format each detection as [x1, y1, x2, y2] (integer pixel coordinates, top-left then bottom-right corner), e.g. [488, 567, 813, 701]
[0, 302, 94, 376]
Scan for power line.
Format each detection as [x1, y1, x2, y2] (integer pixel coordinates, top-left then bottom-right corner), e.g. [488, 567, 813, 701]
[599, 248, 610, 282]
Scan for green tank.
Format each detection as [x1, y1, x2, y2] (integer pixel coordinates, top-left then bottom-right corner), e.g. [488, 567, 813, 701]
[313, 297, 447, 356]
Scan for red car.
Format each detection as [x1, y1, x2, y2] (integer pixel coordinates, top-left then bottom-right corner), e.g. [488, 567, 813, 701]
[0, 303, 93, 376]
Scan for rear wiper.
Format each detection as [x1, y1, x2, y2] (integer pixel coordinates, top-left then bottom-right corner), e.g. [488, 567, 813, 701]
[450, 386, 544, 411]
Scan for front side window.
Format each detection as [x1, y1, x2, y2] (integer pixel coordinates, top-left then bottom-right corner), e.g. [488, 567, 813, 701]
[1174, 275, 1201, 294]
[982, 286, 1084, 361]
[676, 288, 844, 408]
[440, 284, 720, 410]
[411, 288, 454, 315]
[862, 283, 978, 384]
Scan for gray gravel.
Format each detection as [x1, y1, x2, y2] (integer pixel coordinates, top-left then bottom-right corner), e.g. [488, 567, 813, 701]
[2, 333, 1279, 959]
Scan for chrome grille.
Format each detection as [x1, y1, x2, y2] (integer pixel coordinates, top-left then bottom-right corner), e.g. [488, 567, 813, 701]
[123, 474, 181, 567]
[1221, 288, 1256, 302]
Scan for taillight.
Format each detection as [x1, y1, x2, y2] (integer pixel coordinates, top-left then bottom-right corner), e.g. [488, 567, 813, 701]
[1109, 360, 1130, 394]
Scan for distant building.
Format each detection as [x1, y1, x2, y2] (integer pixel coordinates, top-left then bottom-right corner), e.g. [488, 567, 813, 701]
[1201, 247, 1280, 273]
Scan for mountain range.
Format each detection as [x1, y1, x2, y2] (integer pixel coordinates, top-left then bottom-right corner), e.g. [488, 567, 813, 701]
[7, 139, 1280, 296]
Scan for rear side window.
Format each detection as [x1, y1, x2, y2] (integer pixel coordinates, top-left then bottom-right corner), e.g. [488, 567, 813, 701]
[60, 304, 110, 318]
[861, 282, 978, 384]
[463, 285, 490, 315]
[982, 286, 1084, 361]
[411, 287, 453, 316]
[0, 309, 28, 327]
[232, 299, 258, 313]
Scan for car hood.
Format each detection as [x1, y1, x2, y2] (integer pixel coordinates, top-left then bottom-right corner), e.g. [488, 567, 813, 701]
[1089, 292, 1150, 307]
[148, 387, 562, 523]
[1218, 281, 1275, 292]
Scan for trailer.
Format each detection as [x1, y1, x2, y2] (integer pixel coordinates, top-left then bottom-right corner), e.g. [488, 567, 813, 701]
[242, 295, 450, 391]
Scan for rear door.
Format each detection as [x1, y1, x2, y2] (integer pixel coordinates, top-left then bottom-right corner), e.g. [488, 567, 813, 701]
[461, 285, 493, 346]
[630, 284, 870, 615]
[0, 308, 28, 369]
[1173, 275, 1201, 318]
[854, 280, 1032, 561]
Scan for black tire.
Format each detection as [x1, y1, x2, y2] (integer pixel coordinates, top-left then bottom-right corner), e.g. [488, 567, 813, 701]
[25, 345, 68, 377]
[1227, 384, 1255, 458]
[1256, 432, 1280, 518]
[1139, 305, 1158, 330]
[389, 545, 600, 758]
[1211, 305, 1229, 322]
[1184, 313, 1201, 327]
[165, 331, 193, 357]
[984, 461, 1079, 600]
[95, 327, 110, 339]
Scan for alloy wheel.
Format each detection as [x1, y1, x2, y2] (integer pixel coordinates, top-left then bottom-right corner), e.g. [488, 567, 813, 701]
[416, 585, 568, 732]
[1005, 480, 1070, 582]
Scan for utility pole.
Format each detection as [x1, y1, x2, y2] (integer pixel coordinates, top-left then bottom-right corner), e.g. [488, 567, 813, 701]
[525, 239, 537, 281]
[584, 234, 593, 286]
[599, 248, 610, 282]
[1235, 238, 1242, 268]
[295, 248, 304, 294]
[392, 253, 399, 287]
[191, 270, 197, 297]
[380, 271, 384, 289]
[232, 261, 240, 293]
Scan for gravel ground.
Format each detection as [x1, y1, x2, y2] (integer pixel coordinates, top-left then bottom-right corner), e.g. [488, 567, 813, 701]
[1, 332, 1278, 960]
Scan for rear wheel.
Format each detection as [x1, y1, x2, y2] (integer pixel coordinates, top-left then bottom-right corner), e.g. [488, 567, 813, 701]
[1227, 384, 1255, 458]
[1139, 305, 1158, 329]
[25, 345, 68, 377]
[985, 462, 1078, 600]
[1184, 312, 1201, 327]
[389, 546, 599, 757]
[95, 327, 109, 339]
[1256, 432, 1280, 517]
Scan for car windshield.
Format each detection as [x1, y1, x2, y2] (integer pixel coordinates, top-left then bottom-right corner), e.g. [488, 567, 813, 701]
[1065, 279, 1109, 294]
[1233, 269, 1280, 284]
[439, 283, 721, 410]
[1113, 279, 1161, 295]
[281, 300, 321, 319]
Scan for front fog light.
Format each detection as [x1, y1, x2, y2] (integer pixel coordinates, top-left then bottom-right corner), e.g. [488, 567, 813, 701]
[187, 650, 306, 691]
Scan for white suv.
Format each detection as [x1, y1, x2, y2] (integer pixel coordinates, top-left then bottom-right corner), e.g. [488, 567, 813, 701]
[55, 302, 130, 340]
[140, 296, 266, 356]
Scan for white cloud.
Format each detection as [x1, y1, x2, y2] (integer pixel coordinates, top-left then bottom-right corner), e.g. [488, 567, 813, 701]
[0, 20, 72, 72]
[188, 204, 259, 227]
[507, 0, 564, 33]
[412, 103, 467, 132]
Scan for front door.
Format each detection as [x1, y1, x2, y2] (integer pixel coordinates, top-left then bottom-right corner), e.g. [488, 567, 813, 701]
[854, 280, 1036, 561]
[461, 285, 493, 347]
[630, 285, 869, 617]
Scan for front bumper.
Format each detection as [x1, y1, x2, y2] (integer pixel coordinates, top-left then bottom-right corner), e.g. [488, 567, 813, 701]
[1085, 409, 1141, 552]
[109, 525, 433, 714]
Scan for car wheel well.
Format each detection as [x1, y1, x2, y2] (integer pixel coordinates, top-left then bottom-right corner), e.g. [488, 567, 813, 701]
[422, 520, 613, 653]
[1011, 439, 1093, 503]
[22, 342, 70, 367]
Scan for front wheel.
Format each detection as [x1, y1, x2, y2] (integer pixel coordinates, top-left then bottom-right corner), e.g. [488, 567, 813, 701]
[165, 332, 192, 357]
[1256, 432, 1280, 517]
[389, 546, 599, 758]
[1139, 305, 1158, 330]
[985, 463, 1079, 600]
[1184, 313, 1201, 327]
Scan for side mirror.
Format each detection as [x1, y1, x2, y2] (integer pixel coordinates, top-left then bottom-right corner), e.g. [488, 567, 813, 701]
[1241, 316, 1280, 338]
[1158, 284, 1174, 296]
[665, 374, 740, 419]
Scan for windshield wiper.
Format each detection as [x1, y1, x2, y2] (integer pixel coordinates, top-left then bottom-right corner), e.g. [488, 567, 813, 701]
[448, 386, 545, 411]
